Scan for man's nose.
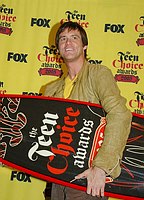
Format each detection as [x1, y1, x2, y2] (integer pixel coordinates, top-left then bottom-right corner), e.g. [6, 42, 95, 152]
[66, 37, 72, 43]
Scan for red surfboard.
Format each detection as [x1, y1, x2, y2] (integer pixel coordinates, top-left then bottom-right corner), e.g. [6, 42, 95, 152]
[0, 94, 144, 200]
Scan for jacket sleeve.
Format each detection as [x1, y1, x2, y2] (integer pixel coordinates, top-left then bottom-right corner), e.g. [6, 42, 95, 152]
[91, 65, 132, 178]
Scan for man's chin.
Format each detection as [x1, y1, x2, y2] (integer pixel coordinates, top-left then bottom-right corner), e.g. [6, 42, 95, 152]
[63, 56, 75, 62]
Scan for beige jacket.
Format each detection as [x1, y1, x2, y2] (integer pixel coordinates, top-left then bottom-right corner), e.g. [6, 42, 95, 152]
[44, 61, 132, 179]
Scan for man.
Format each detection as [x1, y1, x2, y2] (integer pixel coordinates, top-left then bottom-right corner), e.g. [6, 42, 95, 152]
[44, 21, 132, 200]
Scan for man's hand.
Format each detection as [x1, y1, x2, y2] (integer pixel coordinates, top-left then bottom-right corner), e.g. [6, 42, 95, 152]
[75, 166, 106, 197]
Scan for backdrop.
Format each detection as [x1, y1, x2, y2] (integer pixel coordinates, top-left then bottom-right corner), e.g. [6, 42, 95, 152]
[0, 165, 45, 200]
[0, 0, 144, 199]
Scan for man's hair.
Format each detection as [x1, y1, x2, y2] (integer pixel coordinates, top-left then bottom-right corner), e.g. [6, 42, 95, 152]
[55, 21, 88, 58]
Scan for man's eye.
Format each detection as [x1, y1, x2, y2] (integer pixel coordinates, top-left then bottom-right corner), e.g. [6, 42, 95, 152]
[59, 37, 66, 42]
[72, 35, 78, 39]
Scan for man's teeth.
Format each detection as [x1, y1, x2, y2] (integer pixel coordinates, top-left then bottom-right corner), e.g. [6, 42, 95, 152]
[66, 48, 72, 51]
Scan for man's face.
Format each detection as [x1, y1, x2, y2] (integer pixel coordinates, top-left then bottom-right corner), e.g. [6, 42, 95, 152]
[58, 28, 86, 62]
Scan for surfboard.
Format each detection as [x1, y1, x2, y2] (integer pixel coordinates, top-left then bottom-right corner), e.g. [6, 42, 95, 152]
[0, 94, 144, 200]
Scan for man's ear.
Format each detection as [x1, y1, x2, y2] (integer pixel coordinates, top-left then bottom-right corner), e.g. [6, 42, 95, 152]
[83, 45, 88, 50]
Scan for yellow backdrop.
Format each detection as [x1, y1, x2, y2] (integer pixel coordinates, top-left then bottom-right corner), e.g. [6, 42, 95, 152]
[0, 165, 45, 200]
